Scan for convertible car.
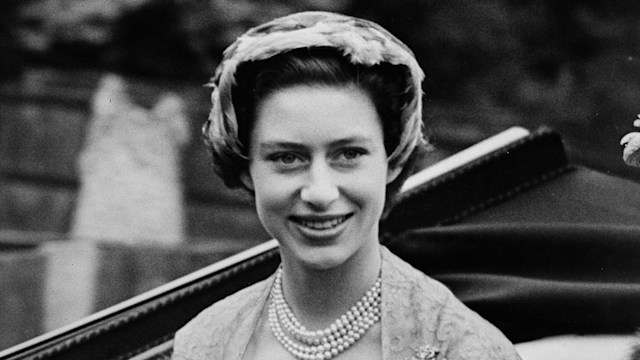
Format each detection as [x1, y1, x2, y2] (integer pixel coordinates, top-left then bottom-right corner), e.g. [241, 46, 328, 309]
[1, 127, 639, 360]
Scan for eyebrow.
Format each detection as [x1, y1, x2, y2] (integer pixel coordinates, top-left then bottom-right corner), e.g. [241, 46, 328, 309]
[257, 142, 307, 153]
[257, 136, 374, 151]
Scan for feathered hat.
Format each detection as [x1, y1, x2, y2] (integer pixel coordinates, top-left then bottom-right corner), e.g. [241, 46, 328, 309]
[203, 11, 426, 170]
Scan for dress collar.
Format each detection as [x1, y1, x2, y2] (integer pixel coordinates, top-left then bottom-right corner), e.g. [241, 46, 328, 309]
[380, 246, 444, 360]
[233, 246, 444, 360]
[233, 274, 275, 360]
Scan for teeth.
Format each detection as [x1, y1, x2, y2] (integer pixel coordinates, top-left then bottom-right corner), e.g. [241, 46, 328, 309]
[298, 216, 347, 230]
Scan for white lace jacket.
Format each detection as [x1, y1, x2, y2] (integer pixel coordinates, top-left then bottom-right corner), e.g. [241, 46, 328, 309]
[172, 246, 522, 360]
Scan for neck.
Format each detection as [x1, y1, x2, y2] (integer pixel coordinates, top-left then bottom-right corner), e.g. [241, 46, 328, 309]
[279, 242, 382, 330]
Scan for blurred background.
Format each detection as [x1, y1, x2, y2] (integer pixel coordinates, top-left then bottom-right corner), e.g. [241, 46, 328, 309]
[0, 0, 639, 350]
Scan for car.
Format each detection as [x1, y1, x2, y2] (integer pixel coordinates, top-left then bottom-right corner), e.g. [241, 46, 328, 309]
[1, 127, 639, 360]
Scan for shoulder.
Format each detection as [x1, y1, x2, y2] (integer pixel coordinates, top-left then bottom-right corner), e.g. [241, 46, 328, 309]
[172, 277, 272, 360]
[436, 293, 521, 360]
[381, 245, 453, 304]
[381, 247, 520, 360]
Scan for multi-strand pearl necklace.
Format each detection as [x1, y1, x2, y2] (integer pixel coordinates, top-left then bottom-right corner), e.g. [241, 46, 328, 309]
[268, 267, 382, 360]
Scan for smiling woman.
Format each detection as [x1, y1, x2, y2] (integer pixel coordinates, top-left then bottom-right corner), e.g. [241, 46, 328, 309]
[245, 85, 392, 275]
[172, 11, 522, 360]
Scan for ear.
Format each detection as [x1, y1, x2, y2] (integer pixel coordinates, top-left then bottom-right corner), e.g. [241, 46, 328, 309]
[239, 170, 255, 191]
[386, 165, 403, 185]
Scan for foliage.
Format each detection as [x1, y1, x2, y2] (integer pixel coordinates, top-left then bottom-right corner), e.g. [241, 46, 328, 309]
[356, 0, 640, 177]
[9, 0, 640, 176]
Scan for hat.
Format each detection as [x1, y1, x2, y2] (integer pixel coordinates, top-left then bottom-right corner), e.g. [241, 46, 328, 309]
[203, 11, 426, 168]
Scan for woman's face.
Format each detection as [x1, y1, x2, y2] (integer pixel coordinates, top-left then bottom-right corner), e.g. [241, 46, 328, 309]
[242, 84, 400, 271]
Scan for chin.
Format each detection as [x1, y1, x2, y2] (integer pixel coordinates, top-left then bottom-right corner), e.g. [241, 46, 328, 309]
[294, 247, 352, 271]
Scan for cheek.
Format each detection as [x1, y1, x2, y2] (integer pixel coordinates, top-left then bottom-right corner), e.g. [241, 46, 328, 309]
[250, 169, 294, 216]
[343, 167, 389, 210]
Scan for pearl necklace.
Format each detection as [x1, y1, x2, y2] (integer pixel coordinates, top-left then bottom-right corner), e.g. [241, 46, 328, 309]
[268, 267, 382, 360]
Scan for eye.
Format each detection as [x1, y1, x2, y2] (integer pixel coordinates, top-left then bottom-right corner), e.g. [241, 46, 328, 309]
[333, 148, 367, 165]
[268, 152, 304, 166]
[276, 153, 298, 164]
[341, 148, 364, 160]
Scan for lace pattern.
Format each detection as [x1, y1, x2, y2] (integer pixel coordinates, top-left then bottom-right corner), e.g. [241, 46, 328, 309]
[171, 276, 272, 360]
[172, 246, 521, 360]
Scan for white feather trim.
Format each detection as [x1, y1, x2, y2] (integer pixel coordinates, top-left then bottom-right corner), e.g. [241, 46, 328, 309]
[205, 11, 427, 170]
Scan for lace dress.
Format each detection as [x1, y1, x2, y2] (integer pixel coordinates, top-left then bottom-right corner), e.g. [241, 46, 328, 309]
[172, 246, 521, 360]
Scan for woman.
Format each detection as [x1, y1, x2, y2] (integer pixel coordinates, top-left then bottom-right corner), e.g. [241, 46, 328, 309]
[172, 11, 521, 360]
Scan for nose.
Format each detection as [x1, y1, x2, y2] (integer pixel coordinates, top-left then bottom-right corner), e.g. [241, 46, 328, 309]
[300, 162, 339, 209]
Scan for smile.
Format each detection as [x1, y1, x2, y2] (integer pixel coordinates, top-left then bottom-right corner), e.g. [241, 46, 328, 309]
[291, 214, 352, 231]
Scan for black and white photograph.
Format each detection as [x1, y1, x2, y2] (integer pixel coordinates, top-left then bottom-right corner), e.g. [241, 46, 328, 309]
[1, 1, 639, 359]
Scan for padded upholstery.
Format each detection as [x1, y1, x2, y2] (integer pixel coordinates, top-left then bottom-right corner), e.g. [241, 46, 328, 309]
[386, 224, 640, 343]
[381, 128, 571, 236]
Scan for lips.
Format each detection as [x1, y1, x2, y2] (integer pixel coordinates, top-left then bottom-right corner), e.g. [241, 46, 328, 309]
[291, 214, 352, 231]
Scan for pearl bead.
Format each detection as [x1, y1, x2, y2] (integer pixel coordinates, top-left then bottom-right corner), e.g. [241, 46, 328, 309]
[268, 267, 381, 359]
